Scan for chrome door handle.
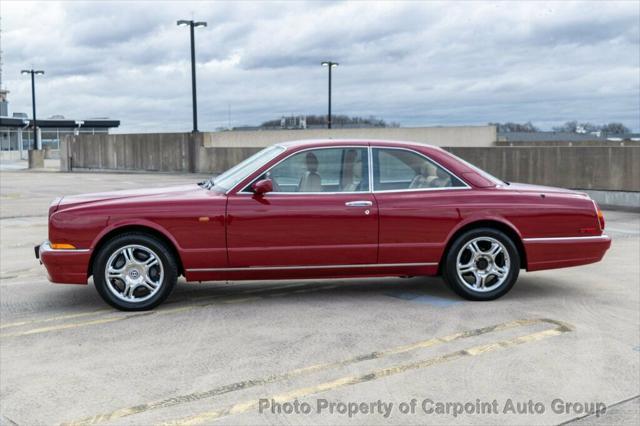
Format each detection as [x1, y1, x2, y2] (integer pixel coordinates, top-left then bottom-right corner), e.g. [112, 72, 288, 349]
[345, 201, 373, 207]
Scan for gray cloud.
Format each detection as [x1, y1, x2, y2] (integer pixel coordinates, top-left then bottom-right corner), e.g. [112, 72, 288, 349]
[1, 0, 638, 133]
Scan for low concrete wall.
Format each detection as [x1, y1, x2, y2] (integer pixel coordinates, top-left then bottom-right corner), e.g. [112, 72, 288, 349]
[496, 140, 640, 147]
[61, 132, 639, 194]
[582, 190, 640, 210]
[62, 133, 198, 172]
[28, 149, 45, 169]
[195, 147, 261, 175]
[204, 125, 497, 148]
[446, 146, 639, 192]
[0, 150, 22, 161]
[44, 147, 60, 159]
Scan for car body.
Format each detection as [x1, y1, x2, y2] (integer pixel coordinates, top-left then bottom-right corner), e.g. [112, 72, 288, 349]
[36, 139, 611, 310]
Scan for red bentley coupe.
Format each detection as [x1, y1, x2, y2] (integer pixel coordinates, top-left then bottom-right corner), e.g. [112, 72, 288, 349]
[36, 140, 611, 310]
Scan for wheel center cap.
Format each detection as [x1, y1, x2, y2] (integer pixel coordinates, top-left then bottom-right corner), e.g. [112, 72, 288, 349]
[476, 257, 490, 270]
[128, 270, 140, 279]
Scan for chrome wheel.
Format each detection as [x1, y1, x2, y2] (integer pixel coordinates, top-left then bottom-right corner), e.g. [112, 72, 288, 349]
[456, 237, 510, 293]
[104, 244, 164, 303]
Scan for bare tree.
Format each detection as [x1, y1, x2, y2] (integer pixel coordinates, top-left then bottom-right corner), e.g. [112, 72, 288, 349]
[490, 121, 539, 132]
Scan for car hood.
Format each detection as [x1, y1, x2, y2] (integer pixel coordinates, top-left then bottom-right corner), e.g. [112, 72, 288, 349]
[504, 182, 587, 196]
[52, 184, 214, 213]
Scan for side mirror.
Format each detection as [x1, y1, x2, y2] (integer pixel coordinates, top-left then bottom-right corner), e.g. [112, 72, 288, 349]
[252, 178, 273, 195]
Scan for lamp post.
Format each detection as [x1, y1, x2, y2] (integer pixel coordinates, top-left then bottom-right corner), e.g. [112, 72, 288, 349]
[177, 19, 207, 133]
[321, 61, 338, 129]
[20, 69, 45, 149]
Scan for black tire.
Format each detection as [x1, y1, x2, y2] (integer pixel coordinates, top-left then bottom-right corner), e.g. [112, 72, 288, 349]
[442, 227, 520, 301]
[93, 233, 177, 311]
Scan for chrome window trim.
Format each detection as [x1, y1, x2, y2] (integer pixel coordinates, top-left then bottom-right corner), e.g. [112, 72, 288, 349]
[367, 146, 374, 193]
[373, 186, 472, 194]
[522, 235, 609, 243]
[236, 145, 372, 195]
[223, 145, 288, 195]
[371, 146, 472, 193]
[187, 262, 437, 272]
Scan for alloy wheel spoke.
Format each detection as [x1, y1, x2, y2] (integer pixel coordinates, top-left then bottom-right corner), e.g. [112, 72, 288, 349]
[468, 241, 481, 255]
[458, 262, 476, 274]
[494, 264, 508, 277]
[487, 242, 502, 258]
[474, 272, 484, 289]
[122, 247, 135, 265]
[144, 255, 158, 268]
[123, 282, 135, 298]
[141, 277, 158, 291]
[107, 267, 125, 280]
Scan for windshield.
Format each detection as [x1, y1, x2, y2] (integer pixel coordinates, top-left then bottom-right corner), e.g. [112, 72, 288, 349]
[207, 145, 285, 192]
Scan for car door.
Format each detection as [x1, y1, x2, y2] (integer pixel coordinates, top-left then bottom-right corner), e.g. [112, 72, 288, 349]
[371, 147, 469, 265]
[226, 146, 378, 267]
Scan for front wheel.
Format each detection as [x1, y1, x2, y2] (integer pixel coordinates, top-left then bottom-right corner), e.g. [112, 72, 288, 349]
[93, 233, 177, 311]
[443, 228, 520, 301]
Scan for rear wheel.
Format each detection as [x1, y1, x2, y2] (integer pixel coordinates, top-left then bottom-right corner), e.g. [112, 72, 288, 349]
[93, 233, 177, 311]
[443, 228, 520, 300]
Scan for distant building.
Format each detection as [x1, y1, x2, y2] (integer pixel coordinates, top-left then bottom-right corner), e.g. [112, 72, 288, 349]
[0, 94, 119, 153]
[0, 88, 8, 117]
[498, 131, 639, 145]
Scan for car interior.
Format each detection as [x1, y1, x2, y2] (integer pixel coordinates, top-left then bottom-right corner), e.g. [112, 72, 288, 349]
[246, 147, 464, 193]
[373, 148, 464, 191]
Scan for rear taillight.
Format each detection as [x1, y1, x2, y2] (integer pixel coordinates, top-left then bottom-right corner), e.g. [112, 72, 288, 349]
[597, 208, 605, 230]
[592, 200, 605, 231]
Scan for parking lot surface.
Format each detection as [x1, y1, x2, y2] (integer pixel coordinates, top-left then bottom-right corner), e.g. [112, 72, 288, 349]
[1, 169, 639, 425]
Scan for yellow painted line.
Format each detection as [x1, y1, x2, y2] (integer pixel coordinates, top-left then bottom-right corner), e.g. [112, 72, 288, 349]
[61, 319, 568, 426]
[162, 320, 573, 426]
[0, 309, 112, 330]
[0, 313, 151, 338]
[0, 283, 315, 332]
[1, 284, 342, 338]
[0, 193, 22, 199]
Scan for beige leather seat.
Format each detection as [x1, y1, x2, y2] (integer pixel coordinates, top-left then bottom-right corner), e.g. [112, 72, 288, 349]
[341, 149, 362, 191]
[429, 168, 452, 187]
[298, 153, 322, 192]
[409, 163, 436, 189]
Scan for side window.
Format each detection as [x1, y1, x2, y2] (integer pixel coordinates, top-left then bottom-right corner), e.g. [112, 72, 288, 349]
[373, 148, 465, 191]
[249, 147, 369, 193]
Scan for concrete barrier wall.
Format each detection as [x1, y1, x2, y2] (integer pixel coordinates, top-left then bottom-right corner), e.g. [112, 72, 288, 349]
[203, 125, 497, 148]
[62, 133, 197, 172]
[495, 140, 640, 147]
[61, 132, 639, 193]
[446, 146, 639, 192]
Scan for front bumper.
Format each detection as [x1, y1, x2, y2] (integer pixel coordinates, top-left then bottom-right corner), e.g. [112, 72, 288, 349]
[523, 234, 612, 271]
[35, 241, 91, 284]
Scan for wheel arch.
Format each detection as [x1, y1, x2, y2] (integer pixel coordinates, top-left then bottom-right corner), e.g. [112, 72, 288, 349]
[88, 224, 184, 278]
[439, 219, 527, 273]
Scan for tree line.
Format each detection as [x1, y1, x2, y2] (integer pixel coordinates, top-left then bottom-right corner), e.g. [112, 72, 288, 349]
[260, 115, 400, 128]
[490, 121, 631, 135]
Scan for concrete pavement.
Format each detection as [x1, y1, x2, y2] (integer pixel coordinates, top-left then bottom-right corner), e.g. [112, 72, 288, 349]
[0, 169, 638, 425]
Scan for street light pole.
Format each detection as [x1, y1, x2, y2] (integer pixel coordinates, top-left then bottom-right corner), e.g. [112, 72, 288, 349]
[177, 19, 207, 133]
[321, 61, 338, 129]
[21, 69, 45, 149]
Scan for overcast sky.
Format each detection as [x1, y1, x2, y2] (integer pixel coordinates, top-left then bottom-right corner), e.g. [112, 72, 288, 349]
[1, 0, 639, 133]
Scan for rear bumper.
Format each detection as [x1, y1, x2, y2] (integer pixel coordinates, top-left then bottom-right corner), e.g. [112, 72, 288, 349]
[35, 241, 91, 284]
[523, 235, 612, 271]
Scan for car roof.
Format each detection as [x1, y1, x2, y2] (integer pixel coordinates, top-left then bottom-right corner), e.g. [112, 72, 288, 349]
[277, 139, 441, 151]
